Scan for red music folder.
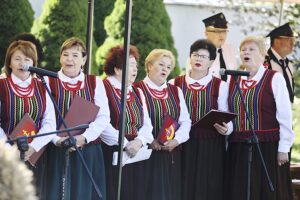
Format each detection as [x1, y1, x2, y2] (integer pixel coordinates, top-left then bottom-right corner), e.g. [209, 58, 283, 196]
[58, 95, 100, 137]
[192, 109, 237, 129]
[157, 113, 180, 144]
[9, 113, 45, 166]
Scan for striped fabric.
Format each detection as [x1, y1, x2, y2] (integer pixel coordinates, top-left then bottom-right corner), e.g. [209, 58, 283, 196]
[134, 81, 180, 138]
[0, 78, 46, 135]
[49, 75, 96, 128]
[228, 69, 280, 142]
[174, 75, 221, 139]
[103, 79, 144, 140]
[174, 75, 220, 124]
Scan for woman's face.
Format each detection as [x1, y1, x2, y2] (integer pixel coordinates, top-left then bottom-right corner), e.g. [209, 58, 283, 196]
[240, 41, 264, 70]
[190, 49, 213, 73]
[114, 55, 138, 85]
[10, 50, 33, 80]
[127, 55, 138, 85]
[60, 46, 86, 78]
[148, 56, 173, 86]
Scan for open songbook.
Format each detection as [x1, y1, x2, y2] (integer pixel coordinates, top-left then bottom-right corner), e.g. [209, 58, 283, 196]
[192, 109, 237, 129]
[58, 95, 100, 137]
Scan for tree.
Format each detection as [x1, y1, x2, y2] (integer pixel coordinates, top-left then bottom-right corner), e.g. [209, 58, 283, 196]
[96, 0, 180, 80]
[32, 0, 98, 74]
[0, 0, 34, 67]
[93, 0, 115, 46]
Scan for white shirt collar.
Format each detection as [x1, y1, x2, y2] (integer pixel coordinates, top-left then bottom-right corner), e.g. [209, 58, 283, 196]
[11, 73, 32, 87]
[58, 70, 85, 83]
[144, 76, 167, 90]
[241, 64, 266, 82]
[107, 76, 132, 92]
[186, 71, 213, 86]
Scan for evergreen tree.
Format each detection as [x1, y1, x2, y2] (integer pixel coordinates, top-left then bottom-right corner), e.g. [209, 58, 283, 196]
[0, 0, 34, 67]
[32, 0, 98, 74]
[96, 0, 180, 80]
[94, 0, 115, 46]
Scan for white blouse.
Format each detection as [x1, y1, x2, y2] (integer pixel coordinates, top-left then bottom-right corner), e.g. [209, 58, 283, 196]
[143, 76, 191, 144]
[51, 70, 111, 144]
[0, 73, 56, 152]
[237, 65, 294, 153]
[170, 71, 233, 135]
[101, 76, 154, 146]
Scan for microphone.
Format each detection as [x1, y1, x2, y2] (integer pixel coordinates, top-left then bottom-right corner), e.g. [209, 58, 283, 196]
[22, 65, 58, 78]
[219, 68, 250, 77]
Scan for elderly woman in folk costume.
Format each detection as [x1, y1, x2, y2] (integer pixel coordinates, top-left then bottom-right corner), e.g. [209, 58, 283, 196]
[101, 44, 153, 200]
[134, 49, 191, 200]
[225, 36, 294, 200]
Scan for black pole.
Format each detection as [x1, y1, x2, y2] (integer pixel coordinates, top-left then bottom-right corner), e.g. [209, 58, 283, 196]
[85, 0, 94, 74]
[232, 75, 274, 200]
[116, 0, 132, 200]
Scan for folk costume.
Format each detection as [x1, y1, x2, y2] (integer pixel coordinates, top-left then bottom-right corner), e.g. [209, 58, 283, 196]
[0, 74, 56, 199]
[172, 71, 232, 200]
[225, 65, 294, 200]
[134, 76, 191, 200]
[102, 76, 153, 200]
[46, 70, 110, 200]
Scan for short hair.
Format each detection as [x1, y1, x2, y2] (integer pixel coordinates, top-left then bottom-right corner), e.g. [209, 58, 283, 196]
[189, 39, 217, 60]
[104, 45, 139, 76]
[239, 36, 266, 56]
[145, 49, 175, 73]
[60, 37, 86, 57]
[4, 40, 38, 76]
[0, 141, 37, 200]
[12, 33, 43, 65]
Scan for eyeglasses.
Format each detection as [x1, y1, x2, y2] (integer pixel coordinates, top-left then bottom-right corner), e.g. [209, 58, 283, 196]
[191, 53, 210, 60]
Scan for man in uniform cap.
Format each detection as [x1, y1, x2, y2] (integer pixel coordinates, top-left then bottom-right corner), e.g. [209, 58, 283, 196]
[203, 12, 238, 81]
[265, 22, 296, 103]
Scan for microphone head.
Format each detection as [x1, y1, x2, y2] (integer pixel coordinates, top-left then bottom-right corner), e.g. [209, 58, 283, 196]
[219, 68, 226, 76]
[22, 64, 30, 71]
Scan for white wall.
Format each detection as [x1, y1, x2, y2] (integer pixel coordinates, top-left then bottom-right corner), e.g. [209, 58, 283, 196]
[164, 2, 275, 68]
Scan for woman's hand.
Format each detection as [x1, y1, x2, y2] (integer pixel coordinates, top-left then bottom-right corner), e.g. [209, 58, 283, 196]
[161, 139, 179, 152]
[277, 152, 289, 166]
[150, 139, 162, 151]
[214, 122, 228, 135]
[125, 139, 142, 157]
[68, 135, 87, 152]
[55, 137, 69, 147]
[24, 146, 36, 161]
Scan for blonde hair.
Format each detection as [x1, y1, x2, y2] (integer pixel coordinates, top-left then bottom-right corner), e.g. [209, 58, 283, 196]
[145, 49, 175, 73]
[0, 141, 37, 200]
[239, 36, 267, 56]
[4, 40, 37, 76]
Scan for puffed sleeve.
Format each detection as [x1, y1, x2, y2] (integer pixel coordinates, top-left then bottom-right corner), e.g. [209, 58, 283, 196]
[272, 72, 294, 153]
[29, 90, 56, 151]
[218, 81, 233, 135]
[174, 87, 191, 144]
[81, 77, 111, 143]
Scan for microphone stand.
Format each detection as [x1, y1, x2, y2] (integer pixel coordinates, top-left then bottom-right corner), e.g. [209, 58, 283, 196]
[7, 124, 89, 160]
[38, 75, 102, 200]
[232, 75, 274, 200]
